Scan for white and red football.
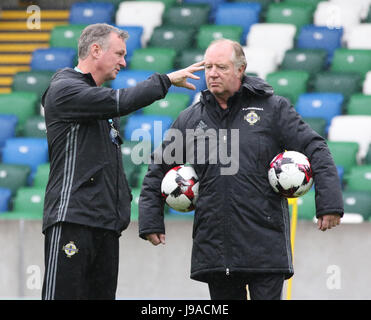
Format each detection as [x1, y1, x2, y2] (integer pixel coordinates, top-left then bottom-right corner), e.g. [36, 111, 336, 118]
[161, 165, 199, 212]
[268, 151, 313, 198]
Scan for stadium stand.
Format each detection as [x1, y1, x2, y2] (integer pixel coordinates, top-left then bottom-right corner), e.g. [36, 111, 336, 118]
[0, 92, 38, 134]
[124, 114, 174, 151]
[0, 115, 17, 149]
[246, 23, 296, 64]
[69, 2, 115, 24]
[266, 70, 310, 104]
[214, 2, 262, 42]
[0, 163, 30, 195]
[129, 47, 177, 74]
[295, 93, 344, 133]
[30, 47, 76, 71]
[115, 1, 165, 45]
[142, 93, 191, 120]
[0, 187, 11, 212]
[243, 46, 278, 79]
[0, 0, 370, 222]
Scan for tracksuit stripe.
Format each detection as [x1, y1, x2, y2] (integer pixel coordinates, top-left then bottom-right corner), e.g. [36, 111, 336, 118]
[44, 124, 79, 300]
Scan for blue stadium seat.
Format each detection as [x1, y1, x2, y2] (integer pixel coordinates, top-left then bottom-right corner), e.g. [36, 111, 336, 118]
[297, 25, 343, 63]
[2, 138, 49, 183]
[215, 2, 261, 41]
[0, 115, 17, 149]
[168, 70, 206, 100]
[31, 48, 76, 71]
[296, 93, 344, 133]
[115, 25, 143, 65]
[124, 114, 174, 151]
[0, 187, 11, 212]
[111, 70, 153, 90]
[69, 2, 114, 24]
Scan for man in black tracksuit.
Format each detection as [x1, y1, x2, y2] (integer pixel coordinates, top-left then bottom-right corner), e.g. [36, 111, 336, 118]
[41, 23, 204, 300]
[138, 39, 343, 300]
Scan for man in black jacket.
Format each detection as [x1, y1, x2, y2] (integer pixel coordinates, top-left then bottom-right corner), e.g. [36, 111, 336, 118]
[138, 39, 343, 300]
[41, 23, 204, 300]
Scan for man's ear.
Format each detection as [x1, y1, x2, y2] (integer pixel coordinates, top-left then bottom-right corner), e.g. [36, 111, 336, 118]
[238, 64, 246, 78]
[90, 43, 101, 59]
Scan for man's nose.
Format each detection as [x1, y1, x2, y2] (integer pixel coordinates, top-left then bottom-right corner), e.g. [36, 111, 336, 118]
[120, 57, 126, 68]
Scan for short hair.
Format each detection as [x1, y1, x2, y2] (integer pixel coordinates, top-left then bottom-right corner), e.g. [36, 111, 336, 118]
[207, 39, 247, 74]
[78, 23, 129, 60]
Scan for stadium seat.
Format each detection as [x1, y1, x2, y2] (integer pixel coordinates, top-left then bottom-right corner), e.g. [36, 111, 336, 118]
[130, 187, 141, 220]
[168, 70, 206, 100]
[327, 141, 359, 173]
[342, 190, 371, 222]
[0, 164, 31, 195]
[295, 93, 344, 132]
[116, 1, 165, 45]
[346, 23, 371, 49]
[196, 25, 243, 50]
[116, 25, 143, 64]
[12, 187, 45, 215]
[49, 24, 86, 49]
[313, 1, 363, 41]
[11, 71, 54, 103]
[302, 117, 327, 138]
[280, 49, 327, 75]
[177, 48, 205, 69]
[148, 26, 195, 54]
[183, 0, 226, 20]
[142, 93, 191, 120]
[0, 188, 11, 212]
[243, 46, 279, 79]
[111, 70, 153, 90]
[246, 23, 296, 64]
[311, 72, 363, 102]
[266, 2, 314, 30]
[163, 3, 211, 28]
[363, 71, 371, 95]
[266, 70, 310, 104]
[294, 189, 316, 221]
[330, 0, 370, 20]
[0, 92, 38, 134]
[347, 94, 371, 115]
[129, 48, 177, 74]
[23, 115, 46, 138]
[328, 115, 371, 161]
[0, 115, 17, 149]
[2, 138, 49, 181]
[331, 49, 371, 78]
[124, 114, 174, 151]
[121, 140, 152, 187]
[215, 3, 261, 41]
[296, 25, 343, 63]
[33, 163, 50, 188]
[31, 48, 76, 72]
[365, 143, 371, 164]
[69, 2, 114, 24]
[344, 165, 371, 192]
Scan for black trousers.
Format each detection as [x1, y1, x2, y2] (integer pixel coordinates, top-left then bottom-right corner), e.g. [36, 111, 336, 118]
[208, 273, 285, 300]
[42, 222, 119, 300]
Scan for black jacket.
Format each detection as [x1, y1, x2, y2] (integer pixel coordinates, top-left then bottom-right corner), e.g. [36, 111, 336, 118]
[138, 75, 344, 282]
[42, 68, 171, 235]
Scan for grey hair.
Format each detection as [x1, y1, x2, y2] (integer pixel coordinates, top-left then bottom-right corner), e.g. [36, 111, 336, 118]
[78, 23, 129, 60]
[207, 39, 247, 75]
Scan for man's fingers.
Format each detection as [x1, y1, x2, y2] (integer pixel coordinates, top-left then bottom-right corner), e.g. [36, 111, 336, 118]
[146, 233, 166, 245]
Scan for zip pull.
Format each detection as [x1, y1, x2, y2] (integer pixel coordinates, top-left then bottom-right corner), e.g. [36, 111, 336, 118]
[226, 268, 230, 276]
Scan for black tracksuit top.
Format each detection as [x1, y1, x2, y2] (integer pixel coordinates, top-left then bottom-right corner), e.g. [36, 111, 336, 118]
[41, 68, 171, 235]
